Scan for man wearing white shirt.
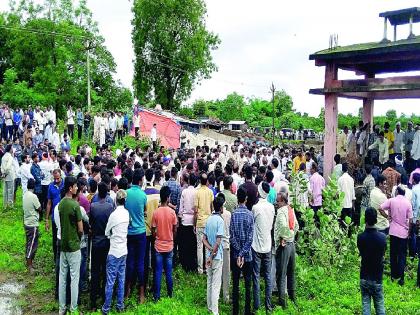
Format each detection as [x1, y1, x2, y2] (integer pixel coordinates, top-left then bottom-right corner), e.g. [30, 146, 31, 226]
[338, 163, 356, 226]
[19, 154, 34, 195]
[271, 158, 282, 185]
[252, 182, 275, 313]
[39, 152, 52, 215]
[151, 123, 157, 152]
[102, 190, 130, 315]
[109, 112, 117, 140]
[67, 106, 75, 139]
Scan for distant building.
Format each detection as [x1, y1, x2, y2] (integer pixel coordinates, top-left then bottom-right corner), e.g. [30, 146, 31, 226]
[228, 121, 247, 131]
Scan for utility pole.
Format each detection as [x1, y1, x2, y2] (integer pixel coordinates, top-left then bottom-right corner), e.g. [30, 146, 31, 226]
[270, 82, 276, 146]
[86, 40, 91, 113]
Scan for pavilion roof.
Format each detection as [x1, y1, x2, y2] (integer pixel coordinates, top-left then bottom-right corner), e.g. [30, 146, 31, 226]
[309, 36, 420, 74]
[379, 7, 420, 26]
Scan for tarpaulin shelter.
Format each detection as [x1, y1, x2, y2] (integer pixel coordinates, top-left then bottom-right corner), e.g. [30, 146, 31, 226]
[130, 109, 181, 148]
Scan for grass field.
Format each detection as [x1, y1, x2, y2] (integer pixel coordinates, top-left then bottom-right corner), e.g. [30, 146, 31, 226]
[1, 185, 420, 314]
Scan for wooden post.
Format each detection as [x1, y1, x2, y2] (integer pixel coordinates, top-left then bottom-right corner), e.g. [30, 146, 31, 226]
[323, 63, 338, 181]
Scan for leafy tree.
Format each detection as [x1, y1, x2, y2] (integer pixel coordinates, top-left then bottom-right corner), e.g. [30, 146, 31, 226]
[215, 92, 245, 122]
[192, 99, 208, 117]
[385, 109, 397, 121]
[132, 0, 220, 110]
[0, 0, 132, 117]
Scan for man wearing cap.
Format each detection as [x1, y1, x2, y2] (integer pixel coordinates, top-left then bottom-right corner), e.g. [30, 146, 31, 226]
[379, 186, 413, 285]
[393, 122, 405, 158]
[102, 189, 130, 315]
[251, 182, 275, 313]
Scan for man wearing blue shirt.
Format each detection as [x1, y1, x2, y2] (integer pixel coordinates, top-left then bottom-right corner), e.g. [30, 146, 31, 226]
[13, 108, 22, 140]
[230, 187, 254, 315]
[411, 173, 420, 288]
[203, 196, 225, 315]
[125, 168, 148, 303]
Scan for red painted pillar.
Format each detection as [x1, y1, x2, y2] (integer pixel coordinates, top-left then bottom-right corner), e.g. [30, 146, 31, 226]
[324, 63, 338, 181]
[363, 74, 375, 131]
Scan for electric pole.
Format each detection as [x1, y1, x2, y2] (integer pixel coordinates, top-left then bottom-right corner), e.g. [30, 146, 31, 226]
[86, 40, 92, 113]
[270, 82, 276, 146]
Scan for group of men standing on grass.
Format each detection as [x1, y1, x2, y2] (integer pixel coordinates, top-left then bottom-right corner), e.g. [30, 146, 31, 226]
[1, 110, 420, 314]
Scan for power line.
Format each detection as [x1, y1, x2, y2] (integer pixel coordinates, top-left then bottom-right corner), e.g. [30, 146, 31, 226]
[0, 25, 90, 40]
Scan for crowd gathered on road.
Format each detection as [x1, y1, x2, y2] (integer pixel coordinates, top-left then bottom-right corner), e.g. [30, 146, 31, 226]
[0, 104, 420, 315]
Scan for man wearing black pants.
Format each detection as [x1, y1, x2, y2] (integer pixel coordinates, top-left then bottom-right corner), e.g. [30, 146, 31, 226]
[89, 183, 113, 309]
[229, 187, 254, 315]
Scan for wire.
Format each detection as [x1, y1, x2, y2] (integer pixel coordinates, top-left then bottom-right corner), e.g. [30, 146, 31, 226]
[0, 25, 90, 40]
[1, 25, 272, 89]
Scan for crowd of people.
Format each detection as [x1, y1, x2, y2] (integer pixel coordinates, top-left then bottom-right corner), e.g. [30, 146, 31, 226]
[0, 107, 420, 315]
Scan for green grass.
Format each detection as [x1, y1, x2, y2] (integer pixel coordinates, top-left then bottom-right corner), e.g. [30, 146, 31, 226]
[1, 188, 420, 314]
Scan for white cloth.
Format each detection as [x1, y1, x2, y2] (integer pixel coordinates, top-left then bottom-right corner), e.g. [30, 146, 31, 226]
[251, 198, 275, 253]
[338, 172, 356, 208]
[105, 205, 130, 258]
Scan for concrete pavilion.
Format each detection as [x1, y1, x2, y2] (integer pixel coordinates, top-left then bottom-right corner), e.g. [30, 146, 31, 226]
[309, 7, 420, 180]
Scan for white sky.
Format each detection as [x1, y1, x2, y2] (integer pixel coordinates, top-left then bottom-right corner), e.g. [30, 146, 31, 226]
[2, 0, 420, 116]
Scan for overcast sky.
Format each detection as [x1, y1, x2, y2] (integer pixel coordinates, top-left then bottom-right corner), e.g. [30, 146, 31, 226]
[2, 0, 420, 117]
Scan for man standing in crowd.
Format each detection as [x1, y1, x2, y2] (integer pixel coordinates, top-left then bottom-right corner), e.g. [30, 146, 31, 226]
[384, 122, 395, 160]
[274, 191, 299, 309]
[380, 186, 413, 285]
[194, 173, 214, 274]
[393, 122, 405, 156]
[152, 186, 178, 301]
[67, 106, 75, 139]
[203, 196, 225, 315]
[76, 108, 84, 140]
[252, 182, 275, 313]
[151, 123, 157, 152]
[230, 187, 254, 315]
[240, 165, 258, 211]
[23, 178, 41, 274]
[369, 175, 389, 234]
[46, 169, 64, 262]
[309, 162, 325, 226]
[58, 176, 83, 315]
[102, 189, 130, 315]
[338, 163, 356, 226]
[90, 182, 114, 310]
[178, 174, 198, 272]
[125, 169, 148, 303]
[1, 144, 16, 206]
[357, 207, 386, 315]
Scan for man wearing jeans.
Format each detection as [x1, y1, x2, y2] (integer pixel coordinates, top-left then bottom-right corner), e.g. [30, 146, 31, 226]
[230, 187, 254, 315]
[125, 169, 148, 303]
[357, 207, 386, 315]
[203, 196, 225, 315]
[102, 190, 130, 315]
[152, 186, 178, 301]
[58, 176, 83, 315]
[251, 182, 275, 313]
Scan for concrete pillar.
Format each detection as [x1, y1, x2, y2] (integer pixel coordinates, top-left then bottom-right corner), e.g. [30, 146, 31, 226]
[383, 17, 388, 41]
[323, 63, 338, 181]
[408, 14, 415, 39]
[394, 25, 397, 41]
[363, 74, 375, 132]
